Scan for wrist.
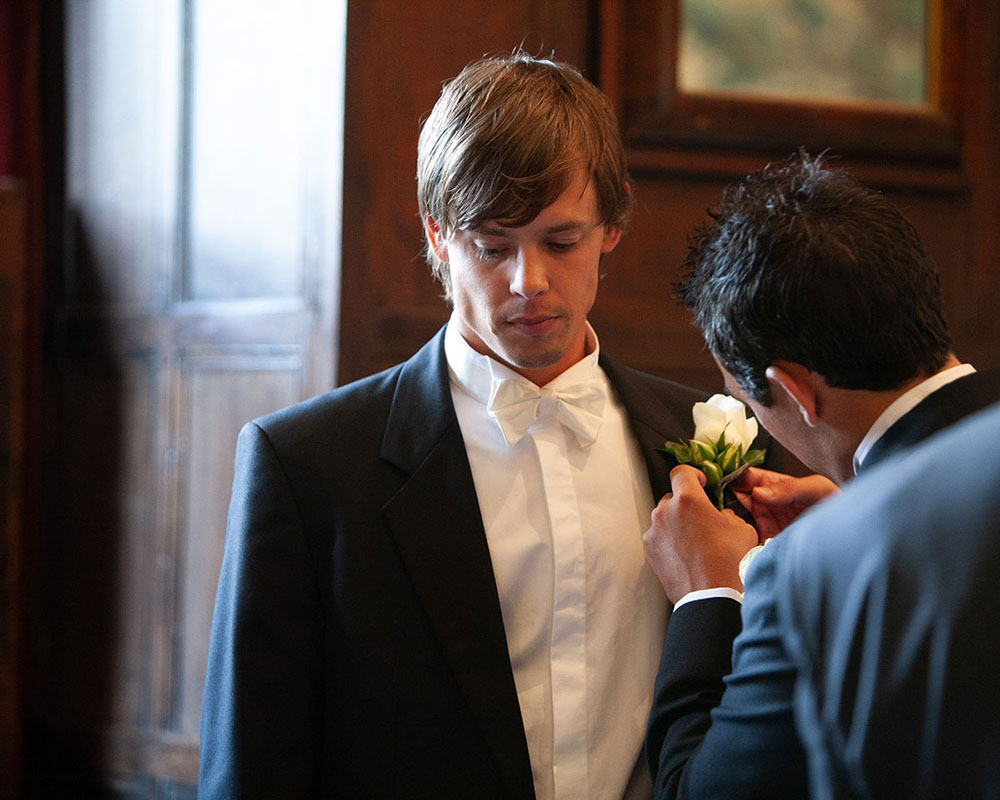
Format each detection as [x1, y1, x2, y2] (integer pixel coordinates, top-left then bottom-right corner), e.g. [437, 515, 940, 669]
[670, 566, 744, 602]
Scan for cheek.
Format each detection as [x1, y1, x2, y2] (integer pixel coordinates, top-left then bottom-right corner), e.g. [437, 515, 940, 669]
[571, 260, 600, 307]
[451, 262, 504, 316]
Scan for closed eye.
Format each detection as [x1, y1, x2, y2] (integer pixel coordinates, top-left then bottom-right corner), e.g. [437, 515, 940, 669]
[548, 240, 578, 253]
[473, 243, 505, 260]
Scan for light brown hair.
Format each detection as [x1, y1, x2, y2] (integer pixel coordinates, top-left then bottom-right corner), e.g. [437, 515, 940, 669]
[417, 50, 633, 299]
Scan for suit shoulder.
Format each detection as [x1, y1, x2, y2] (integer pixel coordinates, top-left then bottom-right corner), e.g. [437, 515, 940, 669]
[249, 363, 405, 446]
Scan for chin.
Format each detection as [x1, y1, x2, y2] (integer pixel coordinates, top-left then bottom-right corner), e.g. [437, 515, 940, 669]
[508, 347, 566, 371]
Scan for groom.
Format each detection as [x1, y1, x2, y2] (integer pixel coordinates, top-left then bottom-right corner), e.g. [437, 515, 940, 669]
[200, 50, 713, 799]
[642, 153, 1000, 798]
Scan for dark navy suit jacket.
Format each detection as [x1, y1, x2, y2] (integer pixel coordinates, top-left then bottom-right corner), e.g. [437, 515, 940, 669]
[198, 325, 706, 799]
[646, 370, 1000, 799]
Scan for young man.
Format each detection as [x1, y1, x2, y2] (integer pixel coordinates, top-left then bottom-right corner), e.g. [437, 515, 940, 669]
[642, 153, 1000, 798]
[199, 51, 710, 798]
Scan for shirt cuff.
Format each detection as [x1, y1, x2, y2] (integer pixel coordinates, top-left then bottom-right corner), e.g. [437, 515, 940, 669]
[672, 586, 744, 612]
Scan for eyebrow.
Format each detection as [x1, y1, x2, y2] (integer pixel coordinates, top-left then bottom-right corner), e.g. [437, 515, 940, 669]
[475, 220, 593, 237]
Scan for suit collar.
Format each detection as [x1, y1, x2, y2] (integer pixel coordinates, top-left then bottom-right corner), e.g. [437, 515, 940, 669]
[854, 364, 976, 473]
[380, 327, 456, 475]
[862, 369, 1000, 472]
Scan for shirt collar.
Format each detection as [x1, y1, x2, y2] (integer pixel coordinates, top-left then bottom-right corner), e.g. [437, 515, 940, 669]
[444, 314, 602, 405]
[853, 363, 976, 473]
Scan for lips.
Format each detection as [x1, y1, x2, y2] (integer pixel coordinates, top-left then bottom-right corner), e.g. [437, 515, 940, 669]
[508, 314, 561, 335]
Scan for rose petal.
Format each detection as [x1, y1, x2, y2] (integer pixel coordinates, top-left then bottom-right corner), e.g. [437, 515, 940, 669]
[692, 401, 727, 444]
[708, 394, 745, 417]
[728, 415, 750, 451]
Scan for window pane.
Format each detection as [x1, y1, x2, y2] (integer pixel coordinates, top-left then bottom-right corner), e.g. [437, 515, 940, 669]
[187, 0, 309, 300]
[679, 0, 928, 105]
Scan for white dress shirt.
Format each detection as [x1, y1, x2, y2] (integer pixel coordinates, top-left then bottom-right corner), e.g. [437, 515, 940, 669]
[444, 318, 667, 800]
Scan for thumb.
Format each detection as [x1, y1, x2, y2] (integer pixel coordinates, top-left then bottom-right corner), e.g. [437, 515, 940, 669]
[669, 464, 708, 494]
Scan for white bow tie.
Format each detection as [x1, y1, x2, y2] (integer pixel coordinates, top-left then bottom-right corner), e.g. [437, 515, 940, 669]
[487, 375, 607, 447]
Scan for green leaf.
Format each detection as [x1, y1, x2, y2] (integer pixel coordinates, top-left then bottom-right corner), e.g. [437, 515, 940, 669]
[660, 441, 692, 464]
[691, 439, 717, 462]
[716, 446, 768, 492]
[715, 427, 728, 453]
[719, 444, 740, 473]
[700, 460, 724, 485]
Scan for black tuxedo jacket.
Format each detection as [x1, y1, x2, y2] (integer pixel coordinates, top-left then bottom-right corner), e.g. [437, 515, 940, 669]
[646, 369, 1000, 799]
[198, 325, 705, 799]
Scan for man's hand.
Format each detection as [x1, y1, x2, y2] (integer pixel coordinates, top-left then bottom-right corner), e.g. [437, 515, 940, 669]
[731, 468, 840, 541]
[643, 465, 758, 604]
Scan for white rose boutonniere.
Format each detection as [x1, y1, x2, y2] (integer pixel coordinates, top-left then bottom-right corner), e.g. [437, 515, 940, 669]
[661, 394, 766, 510]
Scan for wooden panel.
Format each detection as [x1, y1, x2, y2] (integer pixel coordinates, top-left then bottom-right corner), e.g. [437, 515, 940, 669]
[65, 0, 180, 307]
[174, 355, 301, 736]
[183, 0, 344, 389]
[34, 355, 158, 761]
[592, 172, 732, 391]
[959, 0, 1000, 365]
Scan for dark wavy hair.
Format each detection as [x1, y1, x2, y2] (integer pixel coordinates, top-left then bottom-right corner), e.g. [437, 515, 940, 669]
[417, 50, 633, 300]
[677, 152, 952, 404]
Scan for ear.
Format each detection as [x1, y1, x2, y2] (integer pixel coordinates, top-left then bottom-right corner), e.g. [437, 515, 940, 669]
[424, 215, 449, 262]
[766, 363, 819, 427]
[600, 223, 622, 253]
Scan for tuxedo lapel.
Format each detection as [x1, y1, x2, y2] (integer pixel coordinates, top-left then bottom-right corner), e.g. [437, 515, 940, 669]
[600, 354, 700, 501]
[379, 328, 535, 799]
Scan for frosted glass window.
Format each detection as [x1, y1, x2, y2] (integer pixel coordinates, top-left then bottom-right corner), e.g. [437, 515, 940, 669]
[187, 0, 308, 299]
[679, 0, 928, 105]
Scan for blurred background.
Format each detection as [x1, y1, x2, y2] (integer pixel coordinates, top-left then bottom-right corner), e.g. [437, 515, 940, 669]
[2, 0, 998, 795]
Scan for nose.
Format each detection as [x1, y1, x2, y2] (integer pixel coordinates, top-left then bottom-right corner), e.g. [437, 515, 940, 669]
[510, 248, 549, 298]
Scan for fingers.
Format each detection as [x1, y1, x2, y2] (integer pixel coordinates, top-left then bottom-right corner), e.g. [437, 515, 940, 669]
[753, 474, 840, 507]
[646, 466, 756, 601]
[732, 466, 776, 491]
[751, 484, 793, 505]
[653, 466, 710, 523]
[669, 464, 708, 493]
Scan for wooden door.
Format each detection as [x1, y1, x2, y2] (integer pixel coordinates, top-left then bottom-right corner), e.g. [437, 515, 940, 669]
[31, 1, 344, 793]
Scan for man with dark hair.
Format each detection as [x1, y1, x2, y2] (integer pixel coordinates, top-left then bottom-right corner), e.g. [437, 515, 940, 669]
[676, 152, 958, 484]
[642, 153, 1000, 798]
[199, 51, 713, 798]
[680, 153, 952, 400]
